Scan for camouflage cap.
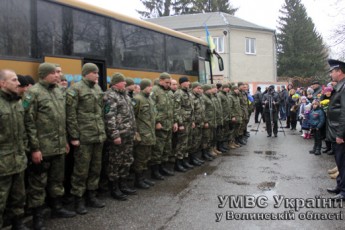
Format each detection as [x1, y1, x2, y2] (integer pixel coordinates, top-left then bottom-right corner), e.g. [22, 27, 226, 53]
[222, 83, 230, 89]
[38, 62, 56, 79]
[82, 63, 99, 76]
[202, 84, 212, 91]
[191, 82, 201, 89]
[125, 77, 134, 86]
[232, 84, 239, 90]
[60, 74, 67, 81]
[140, 78, 152, 90]
[111, 72, 125, 85]
[160, 72, 171, 79]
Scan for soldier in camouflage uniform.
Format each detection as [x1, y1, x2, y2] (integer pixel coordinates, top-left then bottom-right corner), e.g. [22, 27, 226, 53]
[189, 82, 205, 166]
[103, 73, 137, 201]
[237, 82, 249, 145]
[211, 85, 224, 156]
[24, 63, 76, 230]
[66, 63, 106, 214]
[0, 70, 28, 230]
[228, 85, 243, 148]
[218, 83, 232, 151]
[150, 73, 176, 180]
[132, 79, 156, 189]
[173, 76, 195, 172]
[201, 84, 216, 161]
[125, 78, 135, 99]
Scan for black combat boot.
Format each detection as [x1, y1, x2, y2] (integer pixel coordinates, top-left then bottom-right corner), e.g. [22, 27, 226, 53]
[151, 165, 165, 180]
[189, 154, 202, 166]
[86, 190, 105, 208]
[237, 136, 246, 145]
[182, 158, 194, 169]
[217, 142, 228, 153]
[201, 149, 213, 161]
[51, 197, 76, 218]
[159, 163, 175, 176]
[32, 206, 46, 230]
[74, 196, 88, 215]
[119, 178, 137, 195]
[193, 151, 204, 164]
[135, 172, 150, 189]
[174, 159, 187, 172]
[221, 142, 230, 151]
[110, 180, 128, 200]
[11, 215, 29, 230]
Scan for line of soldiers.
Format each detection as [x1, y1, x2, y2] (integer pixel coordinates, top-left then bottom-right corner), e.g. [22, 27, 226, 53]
[0, 63, 253, 230]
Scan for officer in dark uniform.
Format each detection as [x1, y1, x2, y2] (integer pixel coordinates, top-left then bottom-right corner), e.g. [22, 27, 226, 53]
[262, 85, 280, 137]
[326, 59, 345, 201]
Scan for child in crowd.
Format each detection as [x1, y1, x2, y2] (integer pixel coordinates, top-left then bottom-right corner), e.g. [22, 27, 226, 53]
[289, 93, 300, 130]
[308, 100, 325, 155]
[300, 103, 312, 139]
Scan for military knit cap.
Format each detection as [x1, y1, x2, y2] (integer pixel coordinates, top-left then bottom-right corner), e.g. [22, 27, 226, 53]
[60, 74, 67, 81]
[82, 63, 99, 76]
[140, 78, 152, 90]
[179, 76, 189, 84]
[38, 62, 56, 79]
[202, 84, 212, 91]
[232, 85, 239, 90]
[191, 82, 201, 89]
[111, 72, 125, 85]
[160, 72, 171, 79]
[125, 78, 134, 86]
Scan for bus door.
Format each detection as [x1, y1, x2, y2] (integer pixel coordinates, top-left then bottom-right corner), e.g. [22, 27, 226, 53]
[198, 57, 212, 84]
[83, 58, 107, 91]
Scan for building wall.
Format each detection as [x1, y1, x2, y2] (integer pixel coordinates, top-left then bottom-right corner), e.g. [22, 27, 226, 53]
[178, 27, 276, 84]
[230, 28, 276, 83]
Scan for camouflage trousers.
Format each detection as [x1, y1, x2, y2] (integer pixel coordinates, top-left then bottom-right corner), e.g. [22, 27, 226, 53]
[222, 121, 231, 141]
[0, 171, 25, 228]
[190, 126, 202, 153]
[70, 143, 103, 197]
[27, 155, 65, 208]
[105, 139, 134, 181]
[239, 117, 248, 136]
[175, 123, 192, 159]
[232, 121, 242, 141]
[132, 145, 152, 173]
[201, 126, 214, 150]
[151, 129, 172, 165]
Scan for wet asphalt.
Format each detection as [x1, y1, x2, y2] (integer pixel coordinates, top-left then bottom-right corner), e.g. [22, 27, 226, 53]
[43, 119, 344, 230]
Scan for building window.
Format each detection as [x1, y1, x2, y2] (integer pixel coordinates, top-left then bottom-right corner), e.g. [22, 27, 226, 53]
[245, 37, 256, 54]
[212, 37, 224, 53]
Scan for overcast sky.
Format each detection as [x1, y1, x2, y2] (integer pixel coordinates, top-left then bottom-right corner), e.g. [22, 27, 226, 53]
[79, 0, 344, 58]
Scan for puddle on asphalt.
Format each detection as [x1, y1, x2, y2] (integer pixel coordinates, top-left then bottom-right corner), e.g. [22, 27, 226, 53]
[253, 150, 277, 156]
[257, 181, 276, 191]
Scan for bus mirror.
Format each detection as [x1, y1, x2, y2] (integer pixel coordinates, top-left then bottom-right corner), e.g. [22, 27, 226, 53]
[213, 51, 224, 71]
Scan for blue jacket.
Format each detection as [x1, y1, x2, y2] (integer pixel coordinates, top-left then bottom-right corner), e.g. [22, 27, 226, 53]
[308, 107, 325, 129]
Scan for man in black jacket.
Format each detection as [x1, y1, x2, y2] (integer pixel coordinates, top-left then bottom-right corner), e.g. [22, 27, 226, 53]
[326, 59, 345, 201]
[262, 85, 280, 137]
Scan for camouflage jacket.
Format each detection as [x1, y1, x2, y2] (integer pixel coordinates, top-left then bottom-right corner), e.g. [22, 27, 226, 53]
[240, 91, 249, 119]
[133, 92, 156, 145]
[218, 91, 231, 122]
[103, 87, 136, 141]
[151, 84, 174, 131]
[66, 78, 106, 144]
[0, 90, 27, 176]
[191, 91, 205, 128]
[229, 92, 243, 122]
[23, 80, 66, 156]
[202, 93, 216, 128]
[212, 94, 223, 126]
[173, 88, 194, 125]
